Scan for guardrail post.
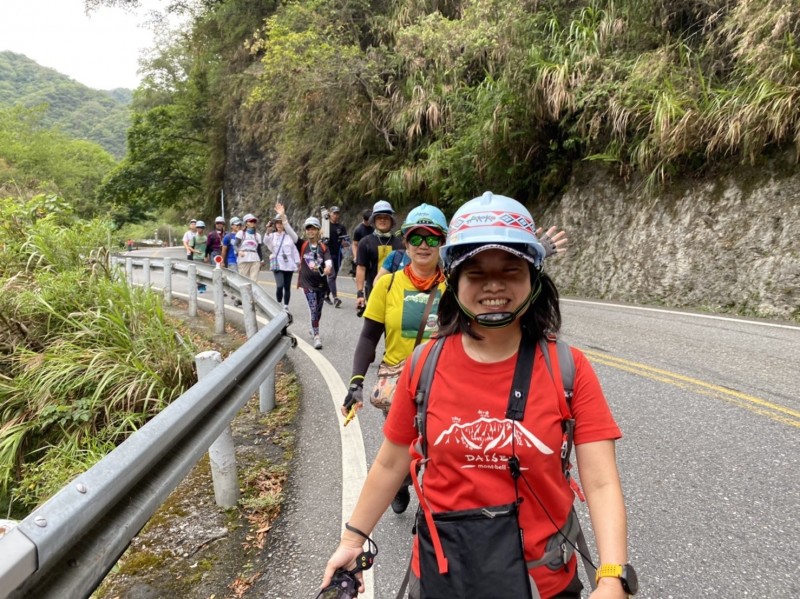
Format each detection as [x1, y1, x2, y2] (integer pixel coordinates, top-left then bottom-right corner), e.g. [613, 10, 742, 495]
[240, 284, 258, 338]
[188, 264, 198, 317]
[213, 269, 225, 335]
[195, 351, 240, 508]
[125, 257, 133, 285]
[163, 257, 173, 303]
[260, 373, 276, 413]
[142, 258, 151, 290]
[239, 285, 275, 412]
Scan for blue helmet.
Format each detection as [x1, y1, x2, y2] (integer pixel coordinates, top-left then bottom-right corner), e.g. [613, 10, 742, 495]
[440, 191, 546, 274]
[400, 203, 448, 235]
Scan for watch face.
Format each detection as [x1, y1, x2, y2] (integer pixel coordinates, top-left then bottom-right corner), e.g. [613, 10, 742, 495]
[622, 564, 639, 595]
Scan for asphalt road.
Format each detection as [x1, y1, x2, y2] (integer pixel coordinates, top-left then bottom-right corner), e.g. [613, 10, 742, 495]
[129, 249, 800, 598]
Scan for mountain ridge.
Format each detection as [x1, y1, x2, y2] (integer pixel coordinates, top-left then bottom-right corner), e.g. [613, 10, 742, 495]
[0, 50, 131, 158]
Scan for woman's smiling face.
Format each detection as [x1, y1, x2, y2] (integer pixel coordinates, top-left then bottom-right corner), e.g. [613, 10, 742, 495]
[456, 248, 531, 321]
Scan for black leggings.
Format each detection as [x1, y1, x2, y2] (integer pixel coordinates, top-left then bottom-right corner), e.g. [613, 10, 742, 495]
[273, 270, 294, 305]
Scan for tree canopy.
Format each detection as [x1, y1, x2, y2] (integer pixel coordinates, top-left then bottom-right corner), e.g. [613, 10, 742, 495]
[0, 105, 117, 219]
[93, 0, 800, 218]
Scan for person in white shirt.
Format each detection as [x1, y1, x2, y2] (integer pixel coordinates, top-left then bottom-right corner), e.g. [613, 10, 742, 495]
[182, 219, 197, 260]
[264, 202, 300, 311]
[235, 213, 263, 281]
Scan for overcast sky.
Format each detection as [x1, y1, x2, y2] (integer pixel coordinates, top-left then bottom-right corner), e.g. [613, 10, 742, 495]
[0, 0, 172, 90]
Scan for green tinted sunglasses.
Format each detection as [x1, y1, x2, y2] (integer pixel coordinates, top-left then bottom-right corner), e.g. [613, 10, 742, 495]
[406, 233, 443, 247]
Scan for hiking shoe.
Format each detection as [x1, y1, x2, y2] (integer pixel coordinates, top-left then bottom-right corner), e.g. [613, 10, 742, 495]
[334, 297, 342, 308]
[391, 486, 411, 514]
[283, 304, 290, 313]
[324, 295, 333, 305]
[313, 335, 323, 350]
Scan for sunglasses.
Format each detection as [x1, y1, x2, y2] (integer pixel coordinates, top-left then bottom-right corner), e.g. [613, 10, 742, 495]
[406, 233, 443, 247]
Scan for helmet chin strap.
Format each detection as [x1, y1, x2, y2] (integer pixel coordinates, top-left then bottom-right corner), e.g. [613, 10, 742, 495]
[455, 278, 542, 329]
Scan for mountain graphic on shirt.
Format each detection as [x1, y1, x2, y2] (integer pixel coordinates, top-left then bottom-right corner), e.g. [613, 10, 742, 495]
[432, 417, 554, 455]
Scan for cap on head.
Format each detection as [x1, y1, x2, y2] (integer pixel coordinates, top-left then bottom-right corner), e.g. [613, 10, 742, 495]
[330, 206, 340, 213]
[190, 219, 197, 224]
[440, 191, 546, 275]
[401, 203, 448, 236]
[230, 216, 242, 226]
[243, 213, 258, 223]
[195, 220, 206, 228]
[369, 200, 395, 227]
[215, 216, 225, 224]
[304, 216, 321, 229]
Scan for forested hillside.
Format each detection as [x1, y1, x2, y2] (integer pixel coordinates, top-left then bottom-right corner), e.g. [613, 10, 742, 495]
[0, 51, 131, 158]
[91, 0, 799, 224]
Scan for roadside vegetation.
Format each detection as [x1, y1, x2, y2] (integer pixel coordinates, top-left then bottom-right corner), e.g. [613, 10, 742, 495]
[0, 194, 197, 518]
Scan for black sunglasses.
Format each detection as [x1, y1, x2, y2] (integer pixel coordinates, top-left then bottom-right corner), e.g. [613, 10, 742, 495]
[406, 233, 443, 247]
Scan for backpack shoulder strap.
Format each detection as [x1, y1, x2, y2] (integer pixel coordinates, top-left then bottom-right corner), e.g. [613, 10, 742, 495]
[409, 336, 446, 457]
[391, 250, 405, 272]
[300, 240, 308, 256]
[538, 337, 575, 407]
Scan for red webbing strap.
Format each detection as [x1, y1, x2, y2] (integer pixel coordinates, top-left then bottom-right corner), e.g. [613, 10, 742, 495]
[406, 337, 448, 574]
[409, 444, 448, 574]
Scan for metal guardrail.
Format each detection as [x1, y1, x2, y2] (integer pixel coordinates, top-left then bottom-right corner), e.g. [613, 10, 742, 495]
[0, 256, 295, 598]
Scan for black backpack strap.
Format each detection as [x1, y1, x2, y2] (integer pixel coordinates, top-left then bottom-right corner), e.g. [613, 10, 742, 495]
[505, 338, 537, 420]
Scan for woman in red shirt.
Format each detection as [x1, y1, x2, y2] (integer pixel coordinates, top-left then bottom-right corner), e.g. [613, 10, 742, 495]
[321, 192, 635, 599]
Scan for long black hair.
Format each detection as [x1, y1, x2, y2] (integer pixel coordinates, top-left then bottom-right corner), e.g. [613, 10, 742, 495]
[437, 262, 561, 342]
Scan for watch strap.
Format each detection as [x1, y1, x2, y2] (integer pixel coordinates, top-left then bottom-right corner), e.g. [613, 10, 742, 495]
[595, 563, 624, 584]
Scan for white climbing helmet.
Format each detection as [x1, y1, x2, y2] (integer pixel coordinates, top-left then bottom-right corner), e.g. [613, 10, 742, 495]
[440, 191, 546, 274]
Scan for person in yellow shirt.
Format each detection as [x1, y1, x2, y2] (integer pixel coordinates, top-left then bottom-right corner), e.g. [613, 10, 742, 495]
[342, 203, 448, 514]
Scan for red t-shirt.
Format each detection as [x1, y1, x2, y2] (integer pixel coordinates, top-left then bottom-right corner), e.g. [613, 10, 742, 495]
[384, 333, 622, 598]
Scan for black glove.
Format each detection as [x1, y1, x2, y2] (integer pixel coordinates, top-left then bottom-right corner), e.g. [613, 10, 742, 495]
[343, 382, 364, 409]
[539, 231, 558, 257]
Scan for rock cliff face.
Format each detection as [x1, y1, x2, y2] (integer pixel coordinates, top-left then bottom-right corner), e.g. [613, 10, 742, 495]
[222, 133, 798, 320]
[537, 153, 799, 320]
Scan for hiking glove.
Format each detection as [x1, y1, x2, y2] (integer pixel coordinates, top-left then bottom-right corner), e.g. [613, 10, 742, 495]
[343, 382, 363, 409]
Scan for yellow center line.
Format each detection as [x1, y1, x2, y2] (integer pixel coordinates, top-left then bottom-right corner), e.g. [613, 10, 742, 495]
[581, 349, 800, 429]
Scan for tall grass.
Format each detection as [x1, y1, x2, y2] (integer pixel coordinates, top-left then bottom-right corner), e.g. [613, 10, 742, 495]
[0, 195, 196, 516]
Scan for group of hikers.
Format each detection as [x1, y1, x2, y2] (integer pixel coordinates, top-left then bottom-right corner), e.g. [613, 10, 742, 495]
[183, 191, 637, 599]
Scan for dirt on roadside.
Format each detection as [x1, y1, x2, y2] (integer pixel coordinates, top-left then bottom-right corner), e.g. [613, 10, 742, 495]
[93, 304, 300, 599]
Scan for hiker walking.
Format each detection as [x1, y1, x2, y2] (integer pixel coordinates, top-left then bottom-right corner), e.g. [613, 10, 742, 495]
[182, 218, 197, 260]
[235, 214, 263, 282]
[190, 221, 208, 293]
[205, 216, 226, 262]
[354, 200, 404, 311]
[349, 208, 373, 277]
[297, 216, 332, 350]
[265, 202, 300, 312]
[221, 217, 241, 272]
[323, 205, 349, 307]
[342, 204, 448, 515]
[322, 192, 635, 599]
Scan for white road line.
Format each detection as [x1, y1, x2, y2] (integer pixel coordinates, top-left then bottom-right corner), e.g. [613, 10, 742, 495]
[562, 298, 800, 330]
[293, 336, 373, 599]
